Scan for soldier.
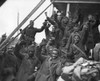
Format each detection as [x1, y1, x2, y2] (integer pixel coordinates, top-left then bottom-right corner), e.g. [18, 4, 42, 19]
[92, 13, 100, 44]
[67, 34, 87, 62]
[0, 33, 7, 45]
[66, 22, 89, 62]
[35, 47, 63, 81]
[0, 46, 18, 81]
[19, 20, 47, 46]
[93, 43, 100, 61]
[45, 11, 66, 48]
[16, 43, 40, 81]
[0, 34, 7, 57]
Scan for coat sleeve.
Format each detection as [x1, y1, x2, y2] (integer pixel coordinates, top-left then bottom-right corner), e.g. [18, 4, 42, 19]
[35, 25, 45, 32]
[65, 34, 73, 51]
[56, 61, 62, 75]
[47, 17, 56, 25]
[81, 24, 89, 45]
[67, 45, 73, 57]
[45, 24, 51, 39]
[35, 21, 47, 32]
[34, 46, 47, 63]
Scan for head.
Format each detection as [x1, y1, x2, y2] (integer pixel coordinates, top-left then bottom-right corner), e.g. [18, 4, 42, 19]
[73, 25, 80, 32]
[48, 37, 55, 46]
[27, 44, 35, 57]
[2, 33, 6, 40]
[88, 15, 94, 21]
[30, 20, 34, 26]
[41, 46, 46, 55]
[50, 47, 59, 59]
[73, 34, 80, 44]
[6, 47, 14, 55]
[57, 11, 62, 22]
[32, 41, 37, 46]
[88, 15, 96, 26]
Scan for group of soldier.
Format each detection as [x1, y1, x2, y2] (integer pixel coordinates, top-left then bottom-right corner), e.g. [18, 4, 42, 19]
[0, 8, 100, 81]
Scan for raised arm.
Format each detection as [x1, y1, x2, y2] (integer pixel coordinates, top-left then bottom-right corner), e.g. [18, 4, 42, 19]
[34, 45, 47, 63]
[81, 22, 89, 45]
[65, 33, 73, 51]
[45, 12, 57, 26]
[14, 43, 25, 60]
[35, 21, 47, 32]
[45, 22, 51, 40]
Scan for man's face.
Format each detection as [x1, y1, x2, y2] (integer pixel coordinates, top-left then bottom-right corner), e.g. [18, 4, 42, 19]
[41, 46, 46, 54]
[88, 15, 93, 21]
[74, 35, 80, 44]
[51, 50, 58, 59]
[57, 12, 62, 22]
[30, 20, 34, 26]
[28, 50, 34, 57]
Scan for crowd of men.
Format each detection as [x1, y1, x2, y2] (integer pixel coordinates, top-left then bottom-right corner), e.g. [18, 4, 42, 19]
[0, 8, 100, 81]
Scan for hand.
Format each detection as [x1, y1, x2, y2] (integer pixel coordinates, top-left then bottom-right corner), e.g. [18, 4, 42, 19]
[47, 23, 51, 27]
[45, 12, 47, 17]
[83, 23, 88, 29]
[20, 29, 24, 34]
[43, 21, 47, 26]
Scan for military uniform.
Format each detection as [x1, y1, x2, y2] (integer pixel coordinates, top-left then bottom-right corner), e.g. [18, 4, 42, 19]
[16, 55, 40, 81]
[67, 44, 87, 62]
[20, 22, 46, 46]
[35, 57, 62, 81]
[66, 22, 89, 51]
[66, 24, 89, 61]
[35, 46, 62, 81]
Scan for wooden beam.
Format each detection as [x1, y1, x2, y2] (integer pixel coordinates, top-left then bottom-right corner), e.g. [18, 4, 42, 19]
[53, 0, 100, 4]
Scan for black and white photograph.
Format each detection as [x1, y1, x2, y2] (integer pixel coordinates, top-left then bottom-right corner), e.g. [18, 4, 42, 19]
[0, 0, 100, 81]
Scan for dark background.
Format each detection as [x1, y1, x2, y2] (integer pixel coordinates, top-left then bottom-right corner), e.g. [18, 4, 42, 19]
[52, 0, 100, 18]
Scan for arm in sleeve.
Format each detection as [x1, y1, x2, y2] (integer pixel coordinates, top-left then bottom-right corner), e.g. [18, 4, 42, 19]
[65, 34, 73, 51]
[35, 21, 48, 32]
[14, 44, 25, 60]
[35, 25, 45, 32]
[45, 24, 51, 39]
[56, 61, 62, 75]
[81, 25, 89, 45]
[34, 46, 47, 63]
[47, 17, 57, 26]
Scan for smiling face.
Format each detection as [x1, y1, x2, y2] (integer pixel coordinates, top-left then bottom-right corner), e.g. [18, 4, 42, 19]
[57, 12, 62, 22]
[49, 47, 59, 59]
[73, 35, 80, 44]
[51, 50, 58, 59]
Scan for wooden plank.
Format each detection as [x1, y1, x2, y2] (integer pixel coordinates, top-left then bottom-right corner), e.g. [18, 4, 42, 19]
[53, 0, 100, 3]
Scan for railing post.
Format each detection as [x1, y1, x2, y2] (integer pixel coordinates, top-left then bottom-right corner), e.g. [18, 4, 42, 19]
[66, 3, 70, 17]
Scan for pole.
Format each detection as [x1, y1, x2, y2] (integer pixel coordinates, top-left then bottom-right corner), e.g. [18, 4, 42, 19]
[0, 0, 46, 49]
[66, 3, 70, 17]
[17, 12, 19, 26]
[17, 12, 20, 34]
[33, 2, 53, 21]
[0, 0, 54, 51]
